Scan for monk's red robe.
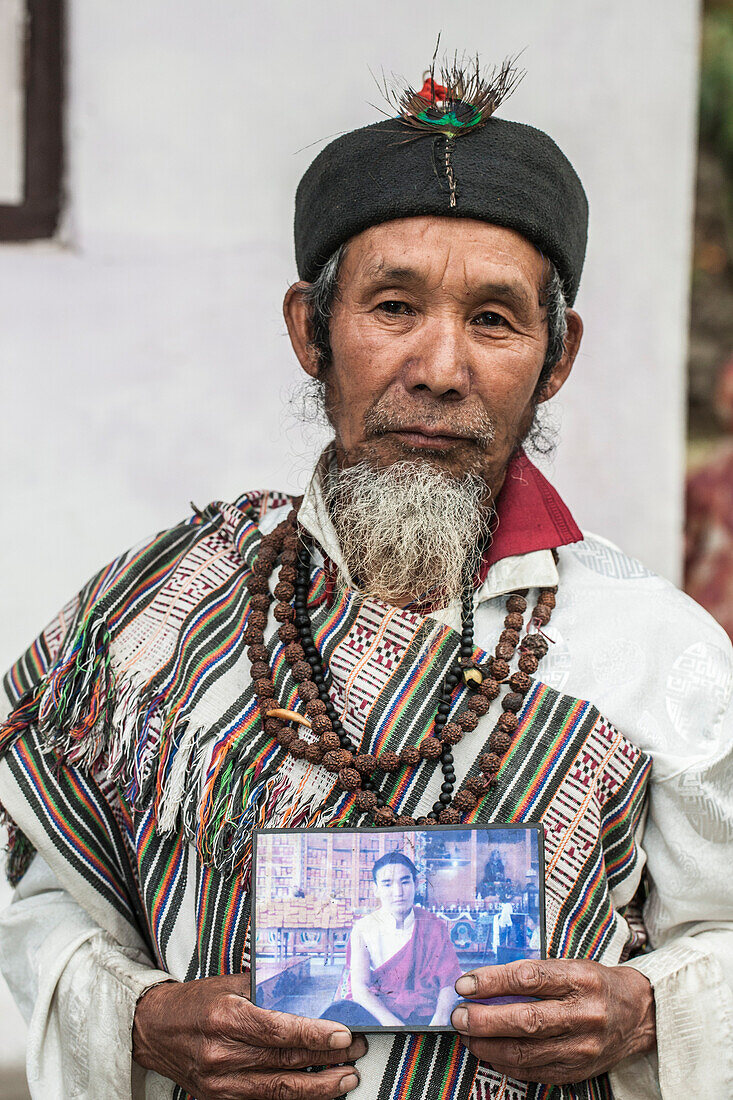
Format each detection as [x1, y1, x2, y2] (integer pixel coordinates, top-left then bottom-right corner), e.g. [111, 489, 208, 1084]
[349, 906, 463, 1022]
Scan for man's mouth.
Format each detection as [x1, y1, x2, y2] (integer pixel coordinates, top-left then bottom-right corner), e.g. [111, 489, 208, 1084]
[385, 426, 474, 450]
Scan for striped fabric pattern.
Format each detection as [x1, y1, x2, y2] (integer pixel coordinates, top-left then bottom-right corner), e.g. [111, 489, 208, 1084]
[0, 492, 651, 1100]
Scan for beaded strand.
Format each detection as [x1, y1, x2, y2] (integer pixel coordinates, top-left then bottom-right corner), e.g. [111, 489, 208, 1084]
[244, 504, 556, 826]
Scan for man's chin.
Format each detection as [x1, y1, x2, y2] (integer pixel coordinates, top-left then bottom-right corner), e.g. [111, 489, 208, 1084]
[343, 435, 490, 481]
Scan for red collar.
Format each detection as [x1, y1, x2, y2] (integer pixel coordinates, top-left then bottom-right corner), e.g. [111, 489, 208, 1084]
[479, 450, 583, 580]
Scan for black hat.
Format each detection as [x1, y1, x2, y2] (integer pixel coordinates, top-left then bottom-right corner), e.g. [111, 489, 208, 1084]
[294, 64, 588, 305]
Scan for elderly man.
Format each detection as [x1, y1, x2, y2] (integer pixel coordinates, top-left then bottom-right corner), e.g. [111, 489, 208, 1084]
[1, 58, 732, 1100]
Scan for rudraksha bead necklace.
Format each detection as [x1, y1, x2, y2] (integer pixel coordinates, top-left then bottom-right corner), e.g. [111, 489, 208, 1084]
[244, 504, 556, 826]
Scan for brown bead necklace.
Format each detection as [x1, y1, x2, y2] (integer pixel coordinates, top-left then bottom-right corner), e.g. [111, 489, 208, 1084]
[244, 504, 556, 826]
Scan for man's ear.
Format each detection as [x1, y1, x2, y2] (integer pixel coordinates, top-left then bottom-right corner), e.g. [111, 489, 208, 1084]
[283, 282, 321, 379]
[537, 308, 583, 403]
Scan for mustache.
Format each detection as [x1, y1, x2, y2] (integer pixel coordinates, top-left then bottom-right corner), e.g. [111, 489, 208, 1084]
[363, 402, 496, 448]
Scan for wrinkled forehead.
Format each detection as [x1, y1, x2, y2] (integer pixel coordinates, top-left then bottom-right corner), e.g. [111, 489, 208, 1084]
[340, 216, 547, 307]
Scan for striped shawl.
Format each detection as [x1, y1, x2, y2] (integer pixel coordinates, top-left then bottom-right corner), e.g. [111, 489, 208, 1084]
[0, 491, 651, 1100]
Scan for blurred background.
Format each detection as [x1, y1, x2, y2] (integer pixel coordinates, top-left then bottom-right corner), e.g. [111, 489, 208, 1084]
[686, 0, 733, 635]
[1, 0, 729, 1093]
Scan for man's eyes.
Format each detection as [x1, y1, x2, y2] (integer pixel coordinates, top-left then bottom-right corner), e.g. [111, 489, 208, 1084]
[376, 300, 414, 315]
[472, 311, 508, 328]
[374, 302, 509, 327]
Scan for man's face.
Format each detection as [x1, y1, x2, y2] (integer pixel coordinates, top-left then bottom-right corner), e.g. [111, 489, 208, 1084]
[374, 863, 416, 921]
[286, 215, 582, 499]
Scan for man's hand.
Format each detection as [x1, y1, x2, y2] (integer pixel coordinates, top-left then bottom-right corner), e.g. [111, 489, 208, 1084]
[132, 973, 366, 1099]
[450, 959, 656, 1084]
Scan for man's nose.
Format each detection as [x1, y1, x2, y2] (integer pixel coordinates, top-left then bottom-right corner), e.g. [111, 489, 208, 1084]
[401, 320, 471, 400]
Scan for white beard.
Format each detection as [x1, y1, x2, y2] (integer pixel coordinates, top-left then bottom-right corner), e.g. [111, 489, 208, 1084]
[324, 460, 491, 605]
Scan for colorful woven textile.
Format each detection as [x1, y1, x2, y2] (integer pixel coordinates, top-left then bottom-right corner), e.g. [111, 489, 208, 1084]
[0, 491, 650, 1100]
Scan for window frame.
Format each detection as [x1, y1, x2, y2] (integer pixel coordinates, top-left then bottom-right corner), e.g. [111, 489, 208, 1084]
[0, 0, 64, 241]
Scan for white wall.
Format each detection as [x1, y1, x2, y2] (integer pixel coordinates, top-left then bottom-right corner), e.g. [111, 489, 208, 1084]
[0, 0, 700, 1077]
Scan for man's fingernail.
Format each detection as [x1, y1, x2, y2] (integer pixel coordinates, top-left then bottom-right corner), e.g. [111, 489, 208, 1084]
[330, 1028, 353, 1049]
[452, 1007, 469, 1033]
[340, 1072, 360, 1092]
[455, 973, 477, 996]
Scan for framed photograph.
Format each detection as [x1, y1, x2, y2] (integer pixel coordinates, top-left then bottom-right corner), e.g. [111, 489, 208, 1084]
[251, 823, 545, 1033]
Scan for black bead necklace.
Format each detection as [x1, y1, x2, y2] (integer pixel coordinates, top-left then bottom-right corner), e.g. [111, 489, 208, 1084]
[252, 506, 556, 826]
[294, 538, 476, 821]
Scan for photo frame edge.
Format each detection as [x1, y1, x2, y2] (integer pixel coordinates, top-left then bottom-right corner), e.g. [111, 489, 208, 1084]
[250, 821, 547, 1030]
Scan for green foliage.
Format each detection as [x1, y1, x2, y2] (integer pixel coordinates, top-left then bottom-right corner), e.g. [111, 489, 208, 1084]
[701, 9, 733, 175]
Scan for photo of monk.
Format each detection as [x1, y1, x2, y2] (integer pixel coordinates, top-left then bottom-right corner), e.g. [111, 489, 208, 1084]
[252, 824, 544, 1032]
[322, 851, 462, 1027]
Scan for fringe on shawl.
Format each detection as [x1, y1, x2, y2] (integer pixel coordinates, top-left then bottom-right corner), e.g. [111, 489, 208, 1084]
[3, 821, 36, 887]
[1, 620, 374, 890]
[0, 612, 116, 770]
[0, 613, 116, 885]
[191, 726, 337, 888]
[224, 768, 332, 889]
[0, 613, 114, 882]
[75, 649, 319, 888]
[0, 603, 370, 890]
[0, 643, 289, 889]
[0, 495, 332, 887]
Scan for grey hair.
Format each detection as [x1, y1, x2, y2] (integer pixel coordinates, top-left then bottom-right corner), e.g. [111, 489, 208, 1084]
[536, 261, 569, 393]
[299, 241, 569, 394]
[299, 244, 348, 370]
